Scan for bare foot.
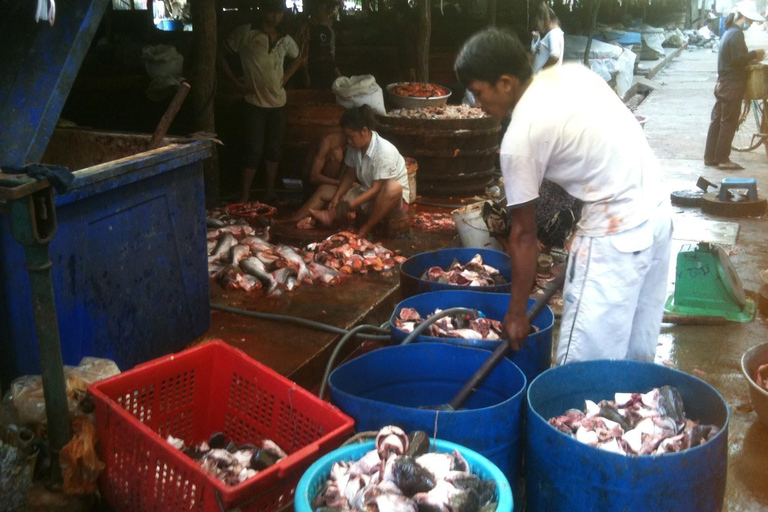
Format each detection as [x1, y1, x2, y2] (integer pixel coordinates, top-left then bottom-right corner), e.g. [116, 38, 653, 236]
[310, 208, 336, 226]
[297, 217, 316, 230]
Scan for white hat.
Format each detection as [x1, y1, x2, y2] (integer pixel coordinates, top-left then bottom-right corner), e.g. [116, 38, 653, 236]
[733, 2, 766, 22]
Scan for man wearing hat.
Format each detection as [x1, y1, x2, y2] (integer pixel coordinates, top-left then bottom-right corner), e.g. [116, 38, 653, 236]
[704, 4, 765, 170]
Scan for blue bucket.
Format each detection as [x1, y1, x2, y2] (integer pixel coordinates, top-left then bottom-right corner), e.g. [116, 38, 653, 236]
[526, 360, 730, 512]
[391, 291, 554, 384]
[399, 248, 512, 298]
[329, 343, 526, 499]
[295, 439, 513, 512]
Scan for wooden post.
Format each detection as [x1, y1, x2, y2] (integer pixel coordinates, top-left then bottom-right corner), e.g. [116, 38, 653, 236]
[190, 0, 219, 205]
[417, 0, 431, 82]
[584, 0, 602, 66]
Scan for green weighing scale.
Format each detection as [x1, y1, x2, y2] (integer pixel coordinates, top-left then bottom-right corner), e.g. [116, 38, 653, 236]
[665, 242, 755, 323]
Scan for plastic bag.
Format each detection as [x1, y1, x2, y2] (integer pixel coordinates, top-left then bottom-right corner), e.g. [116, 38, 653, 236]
[59, 416, 104, 495]
[141, 44, 184, 79]
[6, 358, 120, 428]
[331, 75, 386, 115]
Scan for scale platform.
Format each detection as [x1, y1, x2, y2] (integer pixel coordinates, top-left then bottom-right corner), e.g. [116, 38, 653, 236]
[665, 242, 755, 323]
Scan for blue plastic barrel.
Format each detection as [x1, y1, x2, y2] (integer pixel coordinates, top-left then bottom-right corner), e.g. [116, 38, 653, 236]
[295, 439, 513, 512]
[526, 360, 730, 512]
[390, 291, 554, 384]
[399, 248, 511, 298]
[328, 343, 526, 502]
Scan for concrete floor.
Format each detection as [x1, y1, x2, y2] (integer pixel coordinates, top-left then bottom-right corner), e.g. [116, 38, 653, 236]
[635, 31, 768, 512]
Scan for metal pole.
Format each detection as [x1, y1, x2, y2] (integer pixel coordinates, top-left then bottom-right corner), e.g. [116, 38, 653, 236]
[8, 189, 71, 485]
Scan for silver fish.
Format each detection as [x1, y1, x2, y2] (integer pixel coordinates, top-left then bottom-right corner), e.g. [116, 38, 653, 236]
[209, 233, 238, 263]
[241, 236, 275, 253]
[307, 261, 340, 285]
[276, 245, 313, 283]
[207, 218, 226, 228]
[240, 257, 280, 295]
[230, 244, 251, 264]
[272, 267, 298, 290]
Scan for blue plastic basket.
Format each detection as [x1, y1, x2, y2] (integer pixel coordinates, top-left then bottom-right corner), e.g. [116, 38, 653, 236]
[399, 248, 512, 298]
[294, 439, 513, 512]
[390, 291, 554, 384]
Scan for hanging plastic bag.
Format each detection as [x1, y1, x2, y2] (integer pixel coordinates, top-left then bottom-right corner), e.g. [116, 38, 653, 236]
[59, 416, 104, 495]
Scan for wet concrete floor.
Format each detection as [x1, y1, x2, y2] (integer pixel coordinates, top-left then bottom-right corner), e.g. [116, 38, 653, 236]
[635, 30, 768, 512]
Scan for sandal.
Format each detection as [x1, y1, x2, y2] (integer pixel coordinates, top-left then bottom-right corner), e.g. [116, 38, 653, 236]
[718, 162, 745, 170]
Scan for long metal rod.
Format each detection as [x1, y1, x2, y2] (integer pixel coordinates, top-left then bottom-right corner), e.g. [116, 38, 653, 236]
[8, 191, 72, 485]
[24, 243, 72, 482]
[448, 271, 566, 410]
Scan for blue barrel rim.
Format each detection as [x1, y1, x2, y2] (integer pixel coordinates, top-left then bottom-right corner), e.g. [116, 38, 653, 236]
[400, 248, 512, 293]
[294, 438, 514, 512]
[390, 290, 555, 347]
[526, 359, 731, 461]
[329, 343, 527, 415]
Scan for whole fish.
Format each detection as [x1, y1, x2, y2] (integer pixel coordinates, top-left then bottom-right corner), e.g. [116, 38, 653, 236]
[207, 217, 227, 228]
[230, 244, 252, 264]
[241, 236, 275, 253]
[240, 257, 280, 295]
[209, 233, 238, 264]
[308, 261, 340, 285]
[272, 267, 298, 291]
[277, 245, 313, 283]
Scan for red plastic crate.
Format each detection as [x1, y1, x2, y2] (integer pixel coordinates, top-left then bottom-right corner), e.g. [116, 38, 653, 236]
[89, 341, 354, 512]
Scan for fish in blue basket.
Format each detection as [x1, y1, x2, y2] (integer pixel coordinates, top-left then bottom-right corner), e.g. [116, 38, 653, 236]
[548, 386, 721, 456]
[395, 309, 505, 341]
[312, 426, 498, 512]
[421, 254, 506, 287]
[166, 432, 286, 486]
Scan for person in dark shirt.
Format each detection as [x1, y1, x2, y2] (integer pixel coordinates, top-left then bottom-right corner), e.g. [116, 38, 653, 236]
[298, 0, 340, 89]
[704, 8, 765, 170]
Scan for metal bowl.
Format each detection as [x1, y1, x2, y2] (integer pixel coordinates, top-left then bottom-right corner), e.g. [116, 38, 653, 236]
[741, 341, 768, 427]
[386, 82, 452, 109]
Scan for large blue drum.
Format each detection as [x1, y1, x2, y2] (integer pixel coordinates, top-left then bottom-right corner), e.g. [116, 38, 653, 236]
[329, 343, 527, 502]
[526, 360, 730, 512]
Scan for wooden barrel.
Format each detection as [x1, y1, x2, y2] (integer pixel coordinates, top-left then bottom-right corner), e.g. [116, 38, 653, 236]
[283, 90, 345, 179]
[376, 114, 502, 197]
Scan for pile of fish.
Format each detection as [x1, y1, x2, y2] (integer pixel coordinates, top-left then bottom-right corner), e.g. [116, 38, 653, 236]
[208, 218, 407, 294]
[421, 254, 506, 287]
[387, 105, 488, 120]
[548, 386, 721, 456]
[394, 308, 505, 340]
[756, 363, 768, 392]
[166, 432, 286, 485]
[411, 212, 456, 232]
[312, 426, 497, 512]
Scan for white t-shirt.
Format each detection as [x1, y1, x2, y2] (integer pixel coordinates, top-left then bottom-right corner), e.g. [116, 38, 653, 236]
[531, 27, 565, 74]
[344, 131, 410, 203]
[226, 25, 299, 108]
[500, 64, 666, 238]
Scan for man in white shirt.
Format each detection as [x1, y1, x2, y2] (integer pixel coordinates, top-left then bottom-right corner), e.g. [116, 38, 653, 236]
[220, 0, 306, 202]
[455, 28, 672, 364]
[531, 4, 564, 74]
[288, 106, 410, 238]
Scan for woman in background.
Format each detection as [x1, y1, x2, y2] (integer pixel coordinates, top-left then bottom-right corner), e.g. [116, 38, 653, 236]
[704, 7, 765, 170]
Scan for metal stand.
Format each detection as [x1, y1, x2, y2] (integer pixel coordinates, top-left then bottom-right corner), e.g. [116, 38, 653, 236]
[1, 177, 72, 485]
